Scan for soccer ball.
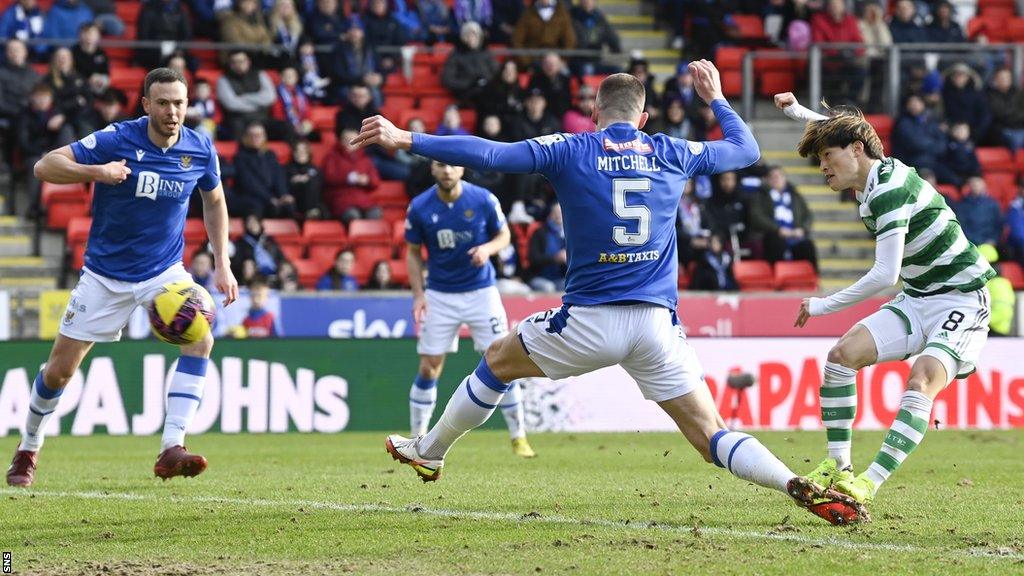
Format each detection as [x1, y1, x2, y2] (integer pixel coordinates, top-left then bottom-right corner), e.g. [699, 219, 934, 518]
[148, 280, 216, 345]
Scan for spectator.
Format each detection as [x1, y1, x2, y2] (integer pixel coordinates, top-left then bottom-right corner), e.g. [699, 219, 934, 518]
[363, 0, 405, 73]
[217, 50, 277, 140]
[506, 90, 558, 221]
[528, 203, 567, 293]
[528, 52, 573, 118]
[331, 24, 382, 105]
[83, 0, 125, 37]
[299, 39, 331, 103]
[317, 249, 360, 291]
[676, 179, 709, 268]
[0, 40, 40, 169]
[185, 79, 218, 141]
[82, 89, 126, 133]
[286, 140, 324, 218]
[42, 0, 93, 43]
[690, 234, 737, 291]
[232, 214, 286, 282]
[306, 0, 348, 73]
[44, 47, 89, 137]
[889, 0, 927, 44]
[1005, 182, 1024, 266]
[0, 1, 45, 57]
[454, 0, 493, 30]
[987, 68, 1024, 152]
[219, 0, 273, 66]
[322, 127, 382, 223]
[660, 97, 691, 139]
[858, 2, 892, 108]
[418, 0, 453, 44]
[364, 260, 397, 290]
[490, 0, 523, 44]
[435, 105, 470, 136]
[21, 83, 75, 216]
[506, 87, 560, 141]
[661, 62, 703, 127]
[892, 94, 947, 178]
[233, 122, 295, 219]
[268, 0, 304, 64]
[400, 117, 436, 197]
[275, 260, 300, 293]
[570, 0, 621, 76]
[477, 59, 525, 124]
[71, 22, 108, 80]
[272, 66, 317, 142]
[703, 170, 748, 250]
[463, 114, 508, 202]
[511, 0, 575, 67]
[441, 20, 498, 105]
[939, 122, 981, 188]
[136, 0, 192, 70]
[927, 1, 964, 43]
[189, 252, 217, 293]
[684, 0, 740, 61]
[954, 177, 1002, 249]
[335, 83, 379, 132]
[628, 57, 661, 128]
[811, 0, 865, 104]
[749, 166, 818, 270]
[942, 63, 990, 144]
[240, 279, 278, 338]
[562, 84, 597, 134]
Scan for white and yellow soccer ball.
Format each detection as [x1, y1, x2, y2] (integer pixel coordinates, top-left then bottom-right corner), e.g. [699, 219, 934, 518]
[147, 280, 216, 345]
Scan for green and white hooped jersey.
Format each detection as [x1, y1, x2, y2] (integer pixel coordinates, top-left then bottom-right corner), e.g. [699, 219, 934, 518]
[856, 158, 996, 297]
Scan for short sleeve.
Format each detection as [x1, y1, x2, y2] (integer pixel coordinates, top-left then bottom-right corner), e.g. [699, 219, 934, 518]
[70, 125, 120, 165]
[869, 185, 914, 240]
[524, 133, 572, 178]
[198, 142, 221, 192]
[484, 192, 506, 236]
[404, 205, 423, 245]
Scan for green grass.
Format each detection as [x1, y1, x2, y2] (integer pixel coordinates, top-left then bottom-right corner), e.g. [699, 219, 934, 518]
[2, 431, 1022, 575]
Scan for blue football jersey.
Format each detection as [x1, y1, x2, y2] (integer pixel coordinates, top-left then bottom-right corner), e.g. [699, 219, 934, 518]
[70, 117, 220, 282]
[405, 182, 506, 293]
[525, 123, 726, 309]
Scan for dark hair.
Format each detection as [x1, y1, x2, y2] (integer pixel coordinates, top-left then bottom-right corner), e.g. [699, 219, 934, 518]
[797, 104, 885, 161]
[31, 82, 53, 96]
[249, 276, 269, 290]
[144, 67, 188, 97]
[596, 73, 645, 119]
[79, 21, 99, 34]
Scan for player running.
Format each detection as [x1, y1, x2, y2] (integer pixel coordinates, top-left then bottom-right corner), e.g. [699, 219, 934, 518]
[405, 160, 536, 457]
[6, 68, 239, 487]
[353, 62, 865, 525]
[776, 92, 994, 511]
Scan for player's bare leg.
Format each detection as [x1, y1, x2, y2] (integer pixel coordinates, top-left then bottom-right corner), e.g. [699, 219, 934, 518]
[808, 324, 877, 488]
[410, 354, 445, 437]
[154, 332, 214, 480]
[836, 355, 948, 505]
[387, 333, 543, 481]
[7, 335, 93, 487]
[658, 386, 868, 525]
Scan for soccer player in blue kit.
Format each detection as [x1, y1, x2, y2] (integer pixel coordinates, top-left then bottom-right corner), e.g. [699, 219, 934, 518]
[6, 68, 239, 487]
[405, 161, 535, 457]
[354, 61, 864, 524]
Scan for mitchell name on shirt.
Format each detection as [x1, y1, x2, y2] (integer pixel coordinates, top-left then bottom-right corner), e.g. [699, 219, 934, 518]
[596, 137, 662, 172]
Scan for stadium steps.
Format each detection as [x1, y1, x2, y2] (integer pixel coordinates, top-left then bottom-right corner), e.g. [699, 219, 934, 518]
[606, 1, 677, 80]
[820, 257, 874, 278]
[600, 0, 652, 17]
[0, 234, 32, 257]
[606, 14, 655, 31]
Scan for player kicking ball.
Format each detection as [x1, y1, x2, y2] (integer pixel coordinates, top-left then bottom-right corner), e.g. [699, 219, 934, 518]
[353, 62, 865, 525]
[776, 93, 993, 513]
[6, 68, 239, 487]
[405, 160, 535, 458]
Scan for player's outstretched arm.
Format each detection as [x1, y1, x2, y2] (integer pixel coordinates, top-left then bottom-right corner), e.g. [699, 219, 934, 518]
[795, 231, 904, 327]
[34, 146, 131, 185]
[351, 116, 537, 174]
[774, 92, 829, 123]
[688, 60, 760, 172]
[199, 184, 239, 306]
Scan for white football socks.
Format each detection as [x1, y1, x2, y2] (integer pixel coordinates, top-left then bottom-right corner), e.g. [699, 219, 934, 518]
[500, 380, 526, 440]
[160, 356, 208, 451]
[710, 430, 795, 493]
[419, 359, 510, 460]
[19, 372, 63, 452]
[409, 375, 438, 437]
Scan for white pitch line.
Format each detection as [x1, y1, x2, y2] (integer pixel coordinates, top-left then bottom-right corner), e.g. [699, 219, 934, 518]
[2, 488, 1021, 561]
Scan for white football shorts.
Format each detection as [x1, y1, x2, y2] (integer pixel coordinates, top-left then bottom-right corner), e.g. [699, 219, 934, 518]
[517, 303, 704, 402]
[859, 288, 990, 380]
[417, 286, 509, 356]
[60, 263, 193, 342]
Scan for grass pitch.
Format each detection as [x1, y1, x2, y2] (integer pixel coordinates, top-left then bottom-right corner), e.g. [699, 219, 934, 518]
[1, 430, 1022, 575]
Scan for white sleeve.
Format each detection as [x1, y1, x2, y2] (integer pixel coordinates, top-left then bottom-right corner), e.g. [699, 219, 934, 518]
[808, 231, 905, 316]
[783, 102, 830, 123]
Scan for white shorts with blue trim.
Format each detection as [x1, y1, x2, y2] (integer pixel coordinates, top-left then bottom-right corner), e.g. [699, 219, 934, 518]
[858, 288, 990, 381]
[417, 286, 509, 356]
[59, 263, 193, 343]
[516, 303, 704, 402]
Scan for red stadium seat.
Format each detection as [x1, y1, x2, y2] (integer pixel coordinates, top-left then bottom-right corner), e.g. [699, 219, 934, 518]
[373, 180, 408, 206]
[721, 70, 742, 97]
[262, 219, 300, 237]
[41, 182, 88, 207]
[967, 17, 1009, 42]
[714, 47, 748, 71]
[398, 108, 442, 133]
[732, 14, 766, 39]
[304, 220, 348, 268]
[419, 95, 457, 116]
[1008, 17, 1024, 41]
[294, 258, 329, 289]
[265, 141, 292, 165]
[228, 217, 244, 240]
[381, 96, 416, 121]
[864, 115, 893, 140]
[582, 74, 606, 92]
[733, 260, 775, 291]
[47, 194, 90, 230]
[984, 173, 1017, 208]
[195, 68, 223, 89]
[215, 141, 238, 162]
[758, 71, 796, 97]
[309, 106, 339, 133]
[1000, 261, 1024, 290]
[109, 67, 148, 91]
[775, 261, 819, 291]
[115, 2, 142, 23]
[392, 220, 407, 249]
[389, 258, 409, 288]
[382, 205, 407, 225]
[354, 244, 393, 270]
[348, 219, 391, 245]
[67, 216, 91, 243]
[976, 147, 1016, 173]
[936, 184, 961, 203]
[183, 218, 207, 243]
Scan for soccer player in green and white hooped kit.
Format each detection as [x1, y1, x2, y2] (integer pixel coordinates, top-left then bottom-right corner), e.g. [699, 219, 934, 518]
[776, 93, 994, 512]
